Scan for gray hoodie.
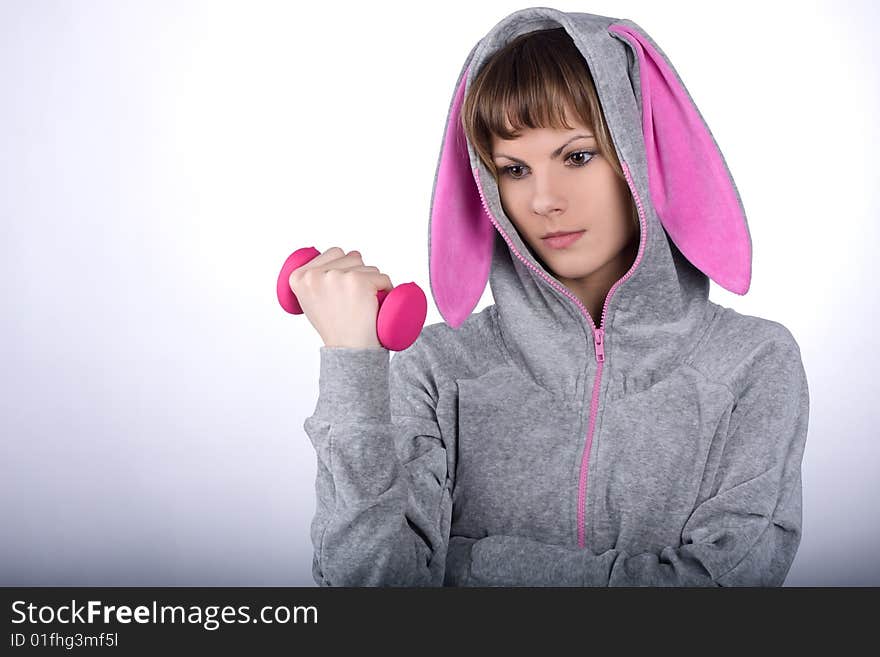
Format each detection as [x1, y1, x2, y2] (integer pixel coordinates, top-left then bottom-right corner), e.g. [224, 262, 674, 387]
[301, 6, 810, 586]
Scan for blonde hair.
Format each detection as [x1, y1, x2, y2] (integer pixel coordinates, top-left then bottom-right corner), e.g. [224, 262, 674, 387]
[460, 27, 639, 228]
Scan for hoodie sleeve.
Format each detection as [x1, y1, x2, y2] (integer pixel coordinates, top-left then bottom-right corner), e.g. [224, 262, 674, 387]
[444, 336, 810, 587]
[302, 344, 453, 587]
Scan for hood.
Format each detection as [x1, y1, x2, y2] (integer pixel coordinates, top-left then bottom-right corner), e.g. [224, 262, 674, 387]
[427, 6, 752, 395]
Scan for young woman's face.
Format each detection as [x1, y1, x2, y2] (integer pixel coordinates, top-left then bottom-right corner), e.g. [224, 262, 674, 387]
[491, 113, 639, 299]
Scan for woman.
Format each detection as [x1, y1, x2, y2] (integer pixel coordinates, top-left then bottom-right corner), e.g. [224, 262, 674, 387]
[299, 7, 810, 586]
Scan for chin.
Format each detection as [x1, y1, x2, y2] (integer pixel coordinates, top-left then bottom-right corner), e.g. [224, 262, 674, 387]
[547, 251, 602, 277]
[541, 259, 590, 279]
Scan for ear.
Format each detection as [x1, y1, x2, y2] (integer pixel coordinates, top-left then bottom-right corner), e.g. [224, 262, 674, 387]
[429, 64, 497, 329]
[608, 23, 752, 295]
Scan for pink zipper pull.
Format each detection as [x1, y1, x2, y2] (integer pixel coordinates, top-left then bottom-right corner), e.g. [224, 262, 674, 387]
[593, 327, 605, 363]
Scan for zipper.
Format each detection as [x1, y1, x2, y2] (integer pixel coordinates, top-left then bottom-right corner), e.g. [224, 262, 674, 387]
[471, 162, 648, 550]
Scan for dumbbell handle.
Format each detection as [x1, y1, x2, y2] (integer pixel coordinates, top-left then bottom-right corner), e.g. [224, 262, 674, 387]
[276, 246, 427, 352]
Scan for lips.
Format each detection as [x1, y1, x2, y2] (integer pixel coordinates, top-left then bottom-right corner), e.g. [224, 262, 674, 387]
[542, 230, 585, 249]
[542, 230, 583, 238]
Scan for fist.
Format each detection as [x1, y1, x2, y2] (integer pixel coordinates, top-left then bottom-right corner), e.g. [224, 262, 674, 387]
[288, 247, 394, 349]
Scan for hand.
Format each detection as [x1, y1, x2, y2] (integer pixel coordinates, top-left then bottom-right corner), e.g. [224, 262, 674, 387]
[288, 247, 394, 349]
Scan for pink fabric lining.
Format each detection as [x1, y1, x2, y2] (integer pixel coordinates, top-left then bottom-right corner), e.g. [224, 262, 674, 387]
[608, 24, 752, 294]
[429, 65, 496, 328]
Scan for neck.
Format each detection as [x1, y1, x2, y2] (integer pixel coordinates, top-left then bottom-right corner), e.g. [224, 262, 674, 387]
[558, 233, 640, 327]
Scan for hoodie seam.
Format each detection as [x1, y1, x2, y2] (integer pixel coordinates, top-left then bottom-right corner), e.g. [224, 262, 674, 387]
[682, 303, 723, 371]
[496, 17, 562, 46]
[681, 304, 740, 399]
[679, 362, 736, 401]
[488, 304, 557, 398]
[488, 305, 511, 366]
[319, 425, 335, 587]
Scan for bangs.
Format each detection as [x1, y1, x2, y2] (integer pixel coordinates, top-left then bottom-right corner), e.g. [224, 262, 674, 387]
[474, 31, 598, 140]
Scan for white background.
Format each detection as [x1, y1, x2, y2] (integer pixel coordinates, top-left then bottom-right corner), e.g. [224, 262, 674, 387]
[2, 0, 878, 585]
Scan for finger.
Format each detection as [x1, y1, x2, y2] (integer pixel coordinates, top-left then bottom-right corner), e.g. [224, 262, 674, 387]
[299, 246, 346, 271]
[318, 249, 365, 271]
[372, 272, 394, 292]
[337, 266, 392, 291]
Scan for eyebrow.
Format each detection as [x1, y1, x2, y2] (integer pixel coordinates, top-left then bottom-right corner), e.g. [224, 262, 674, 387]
[493, 134, 595, 163]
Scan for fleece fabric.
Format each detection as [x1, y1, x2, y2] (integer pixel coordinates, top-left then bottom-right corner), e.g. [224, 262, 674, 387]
[301, 6, 810, 587]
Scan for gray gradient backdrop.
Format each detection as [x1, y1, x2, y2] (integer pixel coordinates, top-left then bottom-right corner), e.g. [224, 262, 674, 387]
[2, 0, 878, 586]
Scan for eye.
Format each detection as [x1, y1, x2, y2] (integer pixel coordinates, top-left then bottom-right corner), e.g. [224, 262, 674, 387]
[568, 150, 594, 166]
[500, 150, 596, 180]
[502, 164, 527, 180]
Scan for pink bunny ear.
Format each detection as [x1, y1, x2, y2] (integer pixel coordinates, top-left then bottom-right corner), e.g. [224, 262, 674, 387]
[430, 64, 497, 329]
[608, 24, 752, 295]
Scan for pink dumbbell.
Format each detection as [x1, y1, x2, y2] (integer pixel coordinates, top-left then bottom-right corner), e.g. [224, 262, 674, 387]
[276, 246, 427, 352]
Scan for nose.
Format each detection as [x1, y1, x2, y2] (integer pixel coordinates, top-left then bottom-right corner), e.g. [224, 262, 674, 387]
[532, 194, 566, 218]
[530, 173, 567, 217]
